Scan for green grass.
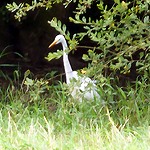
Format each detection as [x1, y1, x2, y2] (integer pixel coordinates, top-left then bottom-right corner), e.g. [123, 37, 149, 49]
[0, 78, 150, 149]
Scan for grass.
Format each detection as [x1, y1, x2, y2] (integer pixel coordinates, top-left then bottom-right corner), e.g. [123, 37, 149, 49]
[0, 77, 150, 149]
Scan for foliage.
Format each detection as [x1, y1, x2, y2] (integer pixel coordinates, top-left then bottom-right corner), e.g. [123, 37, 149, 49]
[69, 0, 150, 79]
[0, 75, 150, 149]
[6, 0, 150, 80]
[77, 0, 150, 78]
[6, 0, 62, 21]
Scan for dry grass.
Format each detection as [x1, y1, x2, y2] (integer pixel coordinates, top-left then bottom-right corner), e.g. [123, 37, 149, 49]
[0, 108, 149, 150]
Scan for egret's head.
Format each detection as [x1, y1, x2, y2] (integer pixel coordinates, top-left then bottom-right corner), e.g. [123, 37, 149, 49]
[49, 34, 65, 48]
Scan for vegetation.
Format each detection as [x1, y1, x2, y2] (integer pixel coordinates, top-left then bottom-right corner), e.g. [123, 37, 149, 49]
[0, 0, 149, 149]
[6, 0, 150, 80]
[0, 76, 150, 149]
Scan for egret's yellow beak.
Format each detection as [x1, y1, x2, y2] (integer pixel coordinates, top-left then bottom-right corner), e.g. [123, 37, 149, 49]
[48, 40, 58, 48]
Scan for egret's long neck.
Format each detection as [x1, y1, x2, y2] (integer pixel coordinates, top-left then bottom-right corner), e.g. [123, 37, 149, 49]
[62, 39, 73, 83]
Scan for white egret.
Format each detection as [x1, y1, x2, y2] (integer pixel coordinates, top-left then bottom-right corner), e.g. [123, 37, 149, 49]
[49, 34, 100, 101]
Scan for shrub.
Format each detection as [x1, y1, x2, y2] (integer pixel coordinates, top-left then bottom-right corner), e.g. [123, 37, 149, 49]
[6, 0, 150, 82]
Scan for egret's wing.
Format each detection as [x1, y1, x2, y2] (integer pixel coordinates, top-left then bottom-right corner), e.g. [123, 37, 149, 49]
[79, 76, 97, 91]
[79, 76, 100, 100]
[68, 73, 100, 101]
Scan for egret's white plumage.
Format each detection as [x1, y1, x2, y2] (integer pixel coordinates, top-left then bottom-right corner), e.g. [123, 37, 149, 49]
[49, 34, 100, 101]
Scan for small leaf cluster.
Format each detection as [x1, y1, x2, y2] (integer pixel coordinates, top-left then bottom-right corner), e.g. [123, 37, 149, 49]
[45, 49, 63, 61]
[46, 18, 78, 61]
[23, 77, 49, 102]
[6, 0, 61, 21]
[48, 18, 78, 50]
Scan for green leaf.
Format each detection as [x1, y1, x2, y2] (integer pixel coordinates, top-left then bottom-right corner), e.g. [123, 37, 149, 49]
[24, 77, 34, 86]
[114, 0, 120, 5]
[62, 24, 66, 33]
[82, 16, 86, 23]
[82, 54, 90, 61]
[24, 69, 31, 78]
[117, 87, 126, 99]
[144, 16, 149, 23]
[139, 52, 144, 59]
[45, 50, 63, 61]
